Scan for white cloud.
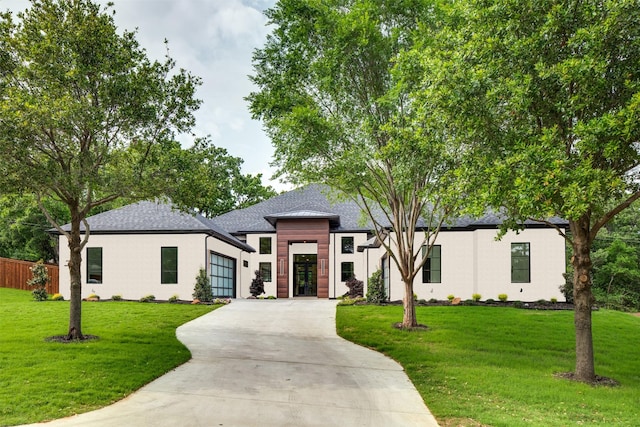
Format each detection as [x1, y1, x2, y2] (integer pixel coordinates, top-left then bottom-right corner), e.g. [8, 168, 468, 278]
[2, 0, 280, 187]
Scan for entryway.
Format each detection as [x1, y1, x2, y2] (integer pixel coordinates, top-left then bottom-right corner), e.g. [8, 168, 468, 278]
[293, 254, 317, 297]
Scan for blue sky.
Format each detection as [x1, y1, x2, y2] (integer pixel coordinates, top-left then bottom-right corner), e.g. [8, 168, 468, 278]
[2, 0, 291, 191]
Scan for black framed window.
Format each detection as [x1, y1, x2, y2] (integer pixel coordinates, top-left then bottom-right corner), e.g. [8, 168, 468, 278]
[511, 243, 530, 283]
[259, 262, 272, 282]
[341, 236, 354, 254]
[86, 247, 103, 284]
[341, 262, 354, 282]
[259, 237, 272, 254]
[422, 245, 441, 283]
[161, 247, 178, 284]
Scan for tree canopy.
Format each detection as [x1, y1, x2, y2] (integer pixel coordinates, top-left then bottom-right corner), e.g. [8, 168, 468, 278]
[0, 0, 201, 339]
[415, 0, 640, 382]
[249, 0, 461, 327]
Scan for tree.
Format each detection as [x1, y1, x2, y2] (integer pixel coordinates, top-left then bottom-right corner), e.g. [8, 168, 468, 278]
[0, 195, 69, 262]
[0, 0, 201, 339]
[248, 0, 459, 328]
[166, 139, 277, 218]
[419, 0, 640, 382]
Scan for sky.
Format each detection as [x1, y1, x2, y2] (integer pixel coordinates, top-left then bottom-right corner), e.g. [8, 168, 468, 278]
[2, 0, 292, 191]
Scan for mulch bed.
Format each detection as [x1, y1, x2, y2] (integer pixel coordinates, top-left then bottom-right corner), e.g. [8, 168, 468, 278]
[554, 372, 620, 387]
[45, 334, 100, 343]
[377, 300, 576, 311]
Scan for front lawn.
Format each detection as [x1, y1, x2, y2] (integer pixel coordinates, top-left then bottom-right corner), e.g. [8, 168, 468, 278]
[337, 305, 640, 427]
[0, 288, 218, 426]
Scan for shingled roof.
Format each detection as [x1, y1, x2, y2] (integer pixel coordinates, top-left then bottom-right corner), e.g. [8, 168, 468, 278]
[212, 184, 567, 235]
[212, 184, 376, 233]
[54, 201, 254, 252]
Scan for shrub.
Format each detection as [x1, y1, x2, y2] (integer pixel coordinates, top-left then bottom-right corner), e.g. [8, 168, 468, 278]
[550, 297, 558, 304]
[344, 276, 364, 298]
[168, 294, 179, 303]
[498, 293, 508, 302]
[447, 294, 455, 302]
[51, 293, 64, 301]
[472, 293, 482, 302]
[337, 297, 365, 306]
[418, 299, 427, 304]
[111, 294, 123, 301]
[559, 273, 574, 303]
[27, 260, 49, 301]
[249, 270, 265, 297]
[139, 295, 155, 303]
[413, 293, 418, 301]
[267, 295, 276, 300]
[485, 298, 495, 303]
[513, 300, 523, 308]
[428, 298, 438, 303]
[193, 268, 213, 302]
[213, 298, 231, 305]
[87, 293, 100, 300]
[366, 269, 386, 303]
[537, 299, 548, 305]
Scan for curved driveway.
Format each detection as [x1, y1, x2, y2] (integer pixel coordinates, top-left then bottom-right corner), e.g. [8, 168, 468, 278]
[27, 300, 439, 426]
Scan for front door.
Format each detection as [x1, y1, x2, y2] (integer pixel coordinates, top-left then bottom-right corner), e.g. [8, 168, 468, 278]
[293, 254, 317, 297]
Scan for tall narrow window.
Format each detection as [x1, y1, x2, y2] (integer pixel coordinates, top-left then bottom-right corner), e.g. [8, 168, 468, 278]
[341, 236, 354, 254]
[341, 262, 354, 281]
[86, 247, 102, 283]
[259, 237, 272, 254]
[422, 245, 441, 283]
[161, 247, 178, 284]
[259, 262, 272, 282]
[511, 243, 530, 283]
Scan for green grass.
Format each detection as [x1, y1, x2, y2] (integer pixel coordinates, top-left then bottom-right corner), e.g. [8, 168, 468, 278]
[0, 288, 218, 426]
[337, 305, 640, 427]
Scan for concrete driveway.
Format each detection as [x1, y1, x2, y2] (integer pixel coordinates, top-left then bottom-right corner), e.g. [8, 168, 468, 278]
[26, 300, 439, 426]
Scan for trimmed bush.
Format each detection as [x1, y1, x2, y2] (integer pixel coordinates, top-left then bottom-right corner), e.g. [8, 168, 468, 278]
[250, 270, 265, 297]
[139, 295, 155, 303]
[27, 260, 49, 301]
[51, 293, 64, 301]
[447, 294, 455, 302]
[168, 294, 179, 303]
[498, 293, 508, 302]
[193, 268, 213, 302]
[344, 276, 364, 298]
[111, 295, 123, 301]
[472, 293, 482, 302]
[366, 269, 386, 303]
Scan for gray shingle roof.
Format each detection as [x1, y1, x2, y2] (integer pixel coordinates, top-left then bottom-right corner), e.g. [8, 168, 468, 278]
[212, 184, 376, 233]
[55, 201, 254, 252]
[212, 184, 568, 235]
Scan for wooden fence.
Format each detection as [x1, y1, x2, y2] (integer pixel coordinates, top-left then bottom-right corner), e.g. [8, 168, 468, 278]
[0, 257, 60, 294]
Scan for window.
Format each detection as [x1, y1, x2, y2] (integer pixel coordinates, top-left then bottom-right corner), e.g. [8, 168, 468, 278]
[259, 237, 272, 254]
[259, 262, 272, 282]
[86, 247, 103, 284]
[341, 261, 354, 281]
[161, 247, 178, 284]
[341, 236, 354, 254]
[511, 243, 530, 283]
[210, 253, 235, 297]
[422, 245, 441, 283]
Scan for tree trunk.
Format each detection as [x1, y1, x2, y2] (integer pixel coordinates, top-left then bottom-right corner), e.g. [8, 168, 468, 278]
[66, 213, 84, 340]
[402, 280, 417, 328]
[570, 218, 595, 383]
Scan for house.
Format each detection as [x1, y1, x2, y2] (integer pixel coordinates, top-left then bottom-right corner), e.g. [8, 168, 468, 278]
[55, 184, 568, 302]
